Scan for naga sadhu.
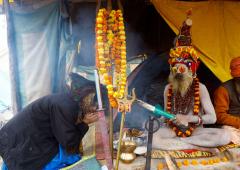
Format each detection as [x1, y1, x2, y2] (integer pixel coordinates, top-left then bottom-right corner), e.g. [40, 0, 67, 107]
[153, 11, 232, 150]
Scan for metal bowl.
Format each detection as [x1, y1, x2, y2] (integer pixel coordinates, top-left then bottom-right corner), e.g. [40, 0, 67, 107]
[120, 153, 136, 164]
[120, 140, 137, 153]
[134, 146, 147, 155]
[131, 136, 147, 146]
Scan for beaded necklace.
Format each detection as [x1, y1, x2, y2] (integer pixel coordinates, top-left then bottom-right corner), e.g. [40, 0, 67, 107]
[172, 83, 194, 115]
[167, 78, 200, 137]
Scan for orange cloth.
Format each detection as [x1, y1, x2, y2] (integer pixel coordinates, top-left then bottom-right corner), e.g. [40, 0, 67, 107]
[214, 86, 240, 128]
[230, 57, 240, 78]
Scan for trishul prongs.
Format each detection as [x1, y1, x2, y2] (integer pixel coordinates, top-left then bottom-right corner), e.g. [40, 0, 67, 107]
[117, 87, 136, 113]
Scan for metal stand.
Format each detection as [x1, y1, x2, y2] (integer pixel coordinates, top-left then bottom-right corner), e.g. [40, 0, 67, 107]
[145, 116, 160, 170]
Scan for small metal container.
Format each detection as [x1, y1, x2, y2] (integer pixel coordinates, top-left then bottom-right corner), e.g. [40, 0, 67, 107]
[120, 153, 136, 164]
[120, 140, 137, 163]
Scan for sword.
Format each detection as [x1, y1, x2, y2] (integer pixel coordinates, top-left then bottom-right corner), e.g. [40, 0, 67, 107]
[94, 70, 112, 170]
[94, 69, 103, 110]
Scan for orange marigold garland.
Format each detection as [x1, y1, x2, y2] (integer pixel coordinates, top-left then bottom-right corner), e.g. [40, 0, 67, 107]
[96, 9, 127, 108]
[167, 78, 200, 137]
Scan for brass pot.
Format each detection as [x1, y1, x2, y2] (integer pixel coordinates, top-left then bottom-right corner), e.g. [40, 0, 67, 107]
[120, 140, 137, 163]
[120, 153, 136, 164]
[120, 140, 137, 153]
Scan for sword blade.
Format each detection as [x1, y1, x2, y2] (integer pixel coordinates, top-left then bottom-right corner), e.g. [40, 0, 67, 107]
[94, 70, 103, 110]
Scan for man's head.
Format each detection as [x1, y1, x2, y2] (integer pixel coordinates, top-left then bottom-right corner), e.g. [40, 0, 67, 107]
[230, 56, 240, 79]
[168, 10, 199, 96]
[68, 73, 98, 122]
[78, 86, 97, 114]
[77, 86, 99, 125]
[72, 84, 98, 124]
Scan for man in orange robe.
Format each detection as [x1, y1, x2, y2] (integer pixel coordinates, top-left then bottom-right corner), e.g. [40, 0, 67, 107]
[214, 57, 240, 129]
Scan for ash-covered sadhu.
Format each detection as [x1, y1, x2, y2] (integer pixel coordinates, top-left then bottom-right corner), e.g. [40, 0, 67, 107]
[153, 10, 231, 149]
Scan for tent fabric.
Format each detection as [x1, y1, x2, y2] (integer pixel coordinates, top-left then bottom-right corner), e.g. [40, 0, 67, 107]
[0, 15, 11, 111]
[6, 0, 71, 110]
[152, 0, 240, 82]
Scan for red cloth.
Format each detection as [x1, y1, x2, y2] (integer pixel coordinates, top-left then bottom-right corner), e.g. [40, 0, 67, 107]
[230, 57, 240, 78]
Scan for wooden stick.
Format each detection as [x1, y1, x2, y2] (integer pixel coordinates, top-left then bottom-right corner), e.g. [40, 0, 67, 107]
[115, 111, 126, 170]
[117, 0, 123, 14]
[96, 0, 102, 14]
[109, 106, 114, 164]
[107, 0, 112, 12]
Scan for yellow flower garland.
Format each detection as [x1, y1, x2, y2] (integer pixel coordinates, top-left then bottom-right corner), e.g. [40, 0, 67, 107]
[96, 8, 127, 108]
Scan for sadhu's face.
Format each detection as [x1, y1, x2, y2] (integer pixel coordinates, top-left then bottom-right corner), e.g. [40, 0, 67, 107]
[169, 62, 194, 96]
[171, 63, 192, 81]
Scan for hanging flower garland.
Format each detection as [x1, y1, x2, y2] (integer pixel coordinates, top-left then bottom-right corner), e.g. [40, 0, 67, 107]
[167, 78, 200, 137]
[96, 8, 127, 108]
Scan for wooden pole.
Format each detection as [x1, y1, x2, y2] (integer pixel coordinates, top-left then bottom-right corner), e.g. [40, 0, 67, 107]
[109, 106, 114, 164]
[117, 0, 123, 14]
[96, 0, 102, 14]
[115, 111, 126, 170]
[107, 0, 112, 12]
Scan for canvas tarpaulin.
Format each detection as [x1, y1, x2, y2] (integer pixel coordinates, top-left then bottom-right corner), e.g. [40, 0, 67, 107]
[152, 0, 240, 82]
[5, 0, 72, 111]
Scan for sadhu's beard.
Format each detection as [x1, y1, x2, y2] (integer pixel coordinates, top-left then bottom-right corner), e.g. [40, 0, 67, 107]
[169, 72, 193, 97]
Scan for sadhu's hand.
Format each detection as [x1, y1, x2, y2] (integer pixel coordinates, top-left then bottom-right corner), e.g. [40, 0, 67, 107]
[175, 114, 190, 126]
[82, 112, 99, 124]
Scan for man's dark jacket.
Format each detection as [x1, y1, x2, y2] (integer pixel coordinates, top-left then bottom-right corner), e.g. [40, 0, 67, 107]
[0, 93, 89, 170]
